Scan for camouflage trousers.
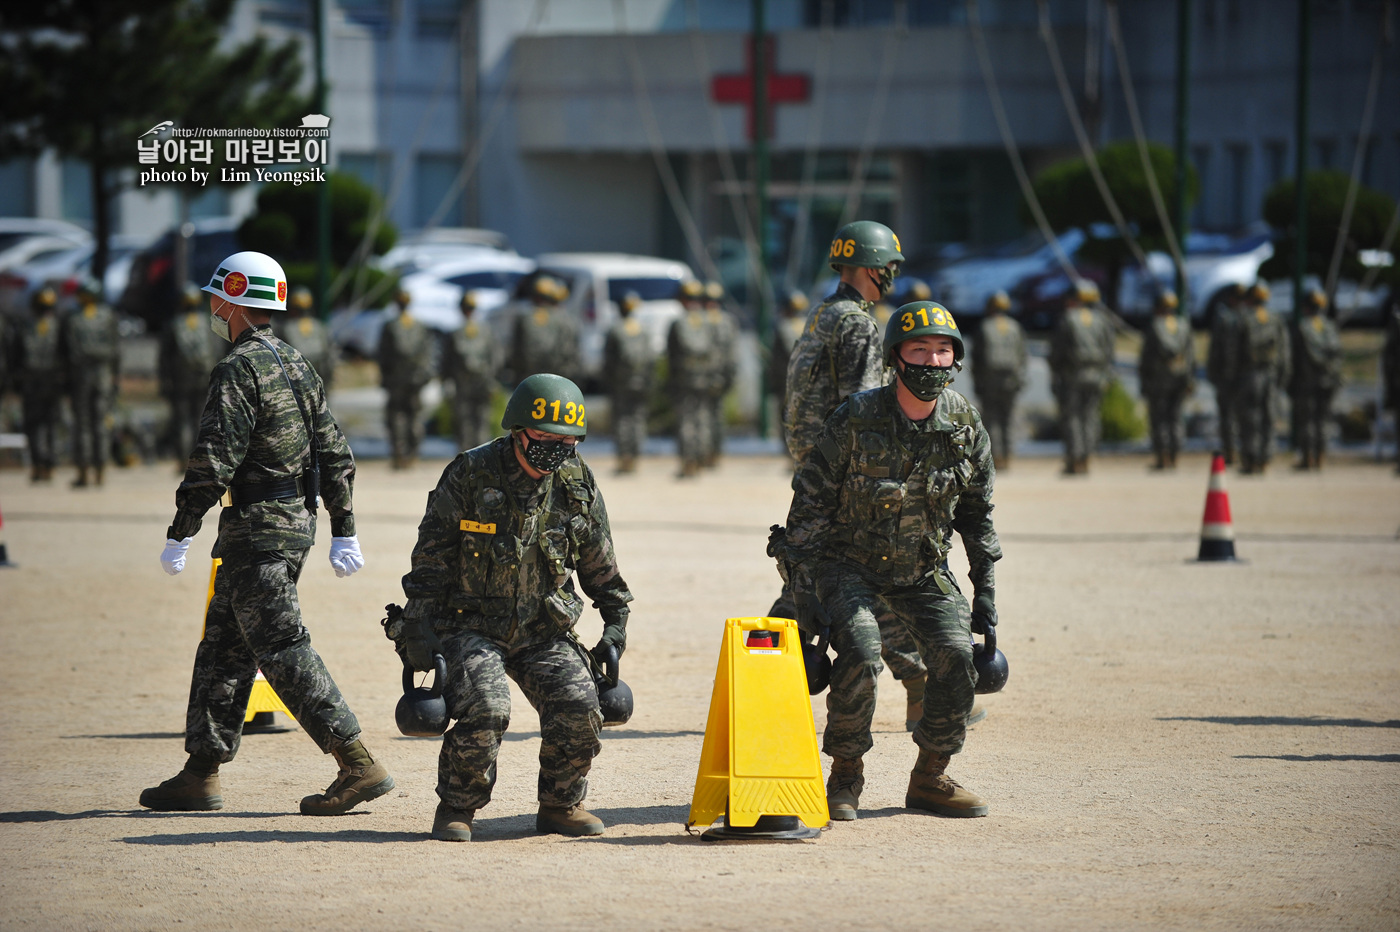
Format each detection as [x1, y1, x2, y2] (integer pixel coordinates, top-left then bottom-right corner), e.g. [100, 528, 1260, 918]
[1236, 374, 1277, 471]
[22, 386, 60, 470]
[385, 387, 425, 462]
[1290, 385, 1335, 463]
[452, 392, 494, 452]
[1146, 388, 1188, 463]
[1056, 379, 1103, 465]
[978, 389, 1017, 465]
[702, 390, 726, 461]
[169, 386, 206, 461]
[437, 631, 602, 811]
[815, 562, 975, 760]
[767, 586, 926, 683]
[186, 548, 362, 762]
[70, 380, 114, 469]
[673, 389, 709, 470]
[1213, 386, 1239, 463]
[611, 394, 648, 461]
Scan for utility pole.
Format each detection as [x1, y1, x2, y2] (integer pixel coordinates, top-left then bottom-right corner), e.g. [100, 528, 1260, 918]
[1172, 0, 1192, 299]
[753, 0, 772, 438]
[1293, 0, 1312, 315]
[313, 0, 331, 319]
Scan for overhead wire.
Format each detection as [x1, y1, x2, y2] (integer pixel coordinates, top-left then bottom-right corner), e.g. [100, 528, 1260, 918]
[783, 0, 836, 291]
[836, 9, 904, 229]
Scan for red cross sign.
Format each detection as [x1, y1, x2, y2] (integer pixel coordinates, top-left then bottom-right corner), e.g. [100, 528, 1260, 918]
[710, 36, 811, 141]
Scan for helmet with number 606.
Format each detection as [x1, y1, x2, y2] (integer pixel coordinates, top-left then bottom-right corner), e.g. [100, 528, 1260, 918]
[502, 372, 588, 438]
[883, 300, 965, 363]
[827, 220, 904, 272]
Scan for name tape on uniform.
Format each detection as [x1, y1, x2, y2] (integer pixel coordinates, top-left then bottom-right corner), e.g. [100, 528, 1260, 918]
[460, 520, 497, 534]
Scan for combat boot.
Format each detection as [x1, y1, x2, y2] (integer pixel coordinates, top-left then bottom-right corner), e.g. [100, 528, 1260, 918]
[826, 756, 864, 821]
[616, 456, 637, 474]
[139, 754, 223, 811]
[536, 803, 604, 836]
[431, 802, 474, 842]
[299, 739, 395, 815]
[902, 674, 926, 732]
[94, 464, 104, 486]
[905, 748, 987, 818]
[71, 466, 88, 488]
[967, 703, 987, 726]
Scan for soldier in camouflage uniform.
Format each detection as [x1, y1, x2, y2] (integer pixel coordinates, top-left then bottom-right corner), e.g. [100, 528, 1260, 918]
[785, 301, 999, 820]
[378, 289, 434, 470]
[701, 281, 738, 468]
[769, 289, 811, 446]
[1234, 282, 1290, 475]
[160, 284, 219, 461]
[970, 290, 1027, 470]
[388, 373, 634, 842]
[1384, 301, 1400, 473]
[668, 279, 717, 478]
[1138, 290, 1195, 470]
[274, 287, 335, 388]
[20, 287, 64, 483]
[444, 291, 500, 452]
[1288, 288, 1341, 471]
[144, 251, 392, 816]
[511, 274, 580, 385]
[63, 278, 120, 487]
[1050, 281, 1116, 475]
[603, 291, 653, 473]
[1207, 284, 1248, 465]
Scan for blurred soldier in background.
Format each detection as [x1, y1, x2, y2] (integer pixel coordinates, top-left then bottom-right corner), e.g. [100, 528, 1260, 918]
[1288, 289, 1341, 471]
[769, 289, 810, 454]
[1138, 290, 1195, 471]
[444, 291, 500, 452]
[1050, 280, 1115, 475]
[21, 287, 63, 482]
[602, 291, 653, 473]
[1207, 284, 1247, 465]
[63, 278, 120, 488]
[512, 274, 579, 385]
[160, 284, 219, 462]
[275, 287, 335, 388]
[378, 288, 434, 470]
[970, 290, 1027, 470]
[1384, 299, 1400, 473]
[702, 280, 737, 468]
[1234, 282, 1289, 475]
[667, 279, 714, 478]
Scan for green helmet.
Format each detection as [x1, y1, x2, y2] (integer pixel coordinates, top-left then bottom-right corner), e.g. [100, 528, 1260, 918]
[290, 286, 314, 312]
[182, 282, 204, 309]
[31, 286, 57, 312]
[883, 300, 965, 364]
[502, 373, 588, 437]
[828, 220, 904, 273]
[75, 277, 103, 302]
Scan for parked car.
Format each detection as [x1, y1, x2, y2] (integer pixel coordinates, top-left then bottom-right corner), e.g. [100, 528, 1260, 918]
[0, 218, 91, 267]
[1117, 232, 1275, 324]
[931, 228, 1092, 318]
[118, 217, 241, 331]
[375, 227, 516, 277]
[0, 236, 148, 313]
[0, 220, 95, 316]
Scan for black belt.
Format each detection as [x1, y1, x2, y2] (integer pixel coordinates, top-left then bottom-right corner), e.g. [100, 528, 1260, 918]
[227, 475, 304, 506]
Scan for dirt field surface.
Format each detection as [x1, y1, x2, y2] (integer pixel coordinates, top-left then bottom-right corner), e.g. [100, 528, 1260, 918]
[1, 451, 1397, 931]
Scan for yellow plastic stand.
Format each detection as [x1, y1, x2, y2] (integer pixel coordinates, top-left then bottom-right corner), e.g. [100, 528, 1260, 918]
[688, 617, 827, 839]
[203, 558, 296, 725]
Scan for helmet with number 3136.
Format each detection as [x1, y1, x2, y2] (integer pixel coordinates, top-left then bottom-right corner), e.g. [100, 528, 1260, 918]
[502, 372, 588, 438]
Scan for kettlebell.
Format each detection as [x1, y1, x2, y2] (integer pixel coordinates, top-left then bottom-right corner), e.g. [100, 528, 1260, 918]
[972, 624, 1009, 695]
[396, 654, 449, 737]
[595, 644, 634, 727]
[802, 634, 831, 695]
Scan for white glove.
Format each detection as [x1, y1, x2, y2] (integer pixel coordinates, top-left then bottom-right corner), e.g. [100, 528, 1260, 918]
[329, 536, 365, 578]
[161, 538, 194, 576]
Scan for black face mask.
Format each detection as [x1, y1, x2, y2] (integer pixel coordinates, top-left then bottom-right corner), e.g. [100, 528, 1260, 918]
[517, 432, 575, 473]
[895, 356, 958, 402]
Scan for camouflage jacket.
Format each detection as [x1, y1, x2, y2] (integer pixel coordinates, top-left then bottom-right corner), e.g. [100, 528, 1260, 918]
[1384, 308, 1400, 409]
[769, 315, 806, 399]
[1290, 313, 1341, 394]
[1138, 314, 1195, 395]
[63, 303, 120, 390]
[512, 304, 580, 383]
[378, 312, 434, 392]
[971, 314, 1028, 397]
[444, 319, 500, 398]
[706, 308, 739, 395]
[1234, 304, 1290, 387]
[785, 384, 1001, 597]
[782, 283, 885, 464]
[398, 437, 632, 646]
[603, 317, 654, 398]
[1207, 305, 1244, 388]
[168, 324, 356, 553]
[20, 314, 64, 392]
[160, 312, 218, 396]
[667, 309, 722, 393]
[1050, 305, 1115, 390]
[275, 315, 335, 385]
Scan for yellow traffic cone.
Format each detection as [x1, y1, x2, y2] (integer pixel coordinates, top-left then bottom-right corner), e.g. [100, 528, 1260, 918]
[203, 558, 296, 727]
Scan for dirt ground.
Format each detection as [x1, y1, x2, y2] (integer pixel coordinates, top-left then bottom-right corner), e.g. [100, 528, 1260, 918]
[1, 450, 1397, 931]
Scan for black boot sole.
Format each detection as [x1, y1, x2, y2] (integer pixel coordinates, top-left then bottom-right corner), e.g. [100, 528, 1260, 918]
[139, 792, 223, 811]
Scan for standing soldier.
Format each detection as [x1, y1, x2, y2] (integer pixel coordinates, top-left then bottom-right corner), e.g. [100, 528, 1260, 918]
[970, 290, 1027, 470]
[1234, 282, 1290, 475]
[1050, 281, 1116, 475]
[378, 289, 434, 470]
[784, 301, 1000, 820]
[63, 278, 120, 487]
[443, 290, 500, 452]
[1207, 284, 1247, 465]
[275, 286, 335, 388]
[20, 287, 63, 483]
[603, 291, 653, 473]
[1384, 298, 1400, 474]
[160, 284, 219, 461]
[387, 373, 634, 842]
[701, 280, 737, 468]
[1138, 290, 1195, 470]
[667, 279, 715, 478]
[144, 251, 391, 816]
[1288, 288, 1341, 471]
[512, 274, 579, 384]
[769, 289, 810, 444]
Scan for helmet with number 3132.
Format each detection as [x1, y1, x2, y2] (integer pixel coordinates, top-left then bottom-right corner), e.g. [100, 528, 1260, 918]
[883, 300, 965, 364]
[502, 372, 588, 438]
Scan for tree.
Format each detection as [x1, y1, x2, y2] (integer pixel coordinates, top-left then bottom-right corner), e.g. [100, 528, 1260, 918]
[1258, 170, 1398, 284]
[0, 0, 308, 279]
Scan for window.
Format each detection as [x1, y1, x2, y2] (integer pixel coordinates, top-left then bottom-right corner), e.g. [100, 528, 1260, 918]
[1226, 144, 1250, 227]
[415, 153, 463, 227]
[0, 159, 34, 216]
[258, 0, 308, 28]
[417, 0, 459, 38]
[1312, 137, 1336, 171]
[445, 270, 526, 291]
[1191, 145, 1213, 226]
[341, 0, 391, 33]
[1264, 140, 1288, 187]
[339, 151, 392, 197]
[61, 160, 120, 228]
[605, 277, 687, 303]
[188, 186, 229, 220]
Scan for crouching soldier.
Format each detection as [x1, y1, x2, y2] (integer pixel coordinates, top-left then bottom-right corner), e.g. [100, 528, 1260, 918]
[387, 373, 634, 841]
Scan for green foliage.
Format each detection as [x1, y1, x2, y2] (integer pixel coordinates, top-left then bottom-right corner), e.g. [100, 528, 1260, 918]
[1257, 171, 1398, 281]
[1099, 379, 1146, 443]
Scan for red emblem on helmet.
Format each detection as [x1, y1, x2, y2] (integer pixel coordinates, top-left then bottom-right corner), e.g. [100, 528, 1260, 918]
[223, 271, 248, 298]
[277, 281, 287, 302]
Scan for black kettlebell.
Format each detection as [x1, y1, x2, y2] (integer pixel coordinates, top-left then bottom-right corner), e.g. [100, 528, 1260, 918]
[595, 644, 634, 727]
[802, 633, 831, 695]
[396, 654, 449, 737]
[972, 624, 1009, 695]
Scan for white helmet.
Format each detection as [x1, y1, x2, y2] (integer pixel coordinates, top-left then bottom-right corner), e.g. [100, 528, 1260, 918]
[202, 251, 288, 311]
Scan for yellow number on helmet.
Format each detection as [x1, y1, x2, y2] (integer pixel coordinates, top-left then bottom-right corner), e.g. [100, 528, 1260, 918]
[532, 397, 546, 419]
[829, 240, 841, 258]
[901, 311, 915, 332]
[932, 308, 946, 326]
[564, 401, 578, 424]
[577, 403, 586, 427]
[843, 239, 855, 258]
[550, 399, 562, 421]
[916, 307, 930, 327]
[892, 234, 901, 252]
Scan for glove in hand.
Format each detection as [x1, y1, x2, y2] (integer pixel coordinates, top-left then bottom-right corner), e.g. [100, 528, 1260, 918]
[971, 592, 998, 635]
[592, 622, 627, 667]
[328, 536, 364, 577]
[161, 538, 194, 576]
[402, 617, 444, 672]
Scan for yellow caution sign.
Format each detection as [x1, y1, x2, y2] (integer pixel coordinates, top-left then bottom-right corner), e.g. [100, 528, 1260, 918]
[203, 558, 296, 725]
[688, 618, 828, 831]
